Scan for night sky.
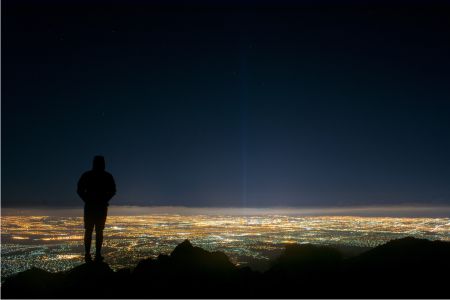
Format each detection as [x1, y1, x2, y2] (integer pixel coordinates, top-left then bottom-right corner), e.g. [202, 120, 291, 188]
[3, 1, 450, 208]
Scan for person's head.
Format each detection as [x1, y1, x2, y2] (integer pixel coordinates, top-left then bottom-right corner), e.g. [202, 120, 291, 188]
[92, 155, 106, 171]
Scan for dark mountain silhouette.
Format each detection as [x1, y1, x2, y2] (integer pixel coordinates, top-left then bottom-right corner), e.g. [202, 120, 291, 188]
[169, 239, 235, 271]
[2, 237, 450, 299]
[1, 268, 62, 298]
[350, 236, 450, 267]
[131, 239, 239, 298]
[342, 237, 450, 298]
[270, 243, 342, 272]
[261, 244, 344, 298]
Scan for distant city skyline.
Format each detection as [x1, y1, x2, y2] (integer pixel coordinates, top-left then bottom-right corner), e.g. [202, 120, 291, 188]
[3, 1, 450, 208]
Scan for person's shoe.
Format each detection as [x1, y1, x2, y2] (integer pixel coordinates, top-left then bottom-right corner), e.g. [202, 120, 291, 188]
[94, 254, 104, 262]
[84, 253, 93, 263]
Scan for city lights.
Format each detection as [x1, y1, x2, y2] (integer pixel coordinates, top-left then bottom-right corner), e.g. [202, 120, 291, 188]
[2, 214, 449, 280]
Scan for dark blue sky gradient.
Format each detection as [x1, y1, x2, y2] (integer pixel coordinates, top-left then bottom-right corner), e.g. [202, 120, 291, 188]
[3, 1, 450, 207]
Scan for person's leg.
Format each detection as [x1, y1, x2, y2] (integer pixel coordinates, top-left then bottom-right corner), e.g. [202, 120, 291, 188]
[84, 228, 94, 259]
[95, 225, 104, 258]
[94, 206, 108, 261]
[84, 210, 94, 262]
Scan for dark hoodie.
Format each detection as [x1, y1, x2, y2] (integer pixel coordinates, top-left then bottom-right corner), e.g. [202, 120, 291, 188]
[77, 156, 116, 207]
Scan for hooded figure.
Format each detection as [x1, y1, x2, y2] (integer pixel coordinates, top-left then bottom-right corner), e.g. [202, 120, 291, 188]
[77, 155, 116, 262]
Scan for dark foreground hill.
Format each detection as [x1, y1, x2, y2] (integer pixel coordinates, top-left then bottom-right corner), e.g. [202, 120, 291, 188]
[2, 237, 450, 298]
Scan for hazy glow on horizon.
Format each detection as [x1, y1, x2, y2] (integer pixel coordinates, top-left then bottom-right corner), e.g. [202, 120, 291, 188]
[3, 205, 450, 218]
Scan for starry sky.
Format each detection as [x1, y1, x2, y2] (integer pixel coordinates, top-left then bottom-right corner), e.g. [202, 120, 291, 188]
[3, 0, 450, 208]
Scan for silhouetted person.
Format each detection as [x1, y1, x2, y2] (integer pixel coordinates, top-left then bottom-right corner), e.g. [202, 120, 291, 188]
[77, 156, 116, 263]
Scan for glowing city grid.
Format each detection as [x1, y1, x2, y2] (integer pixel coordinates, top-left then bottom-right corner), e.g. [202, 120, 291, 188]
[2, 214, 450, 280]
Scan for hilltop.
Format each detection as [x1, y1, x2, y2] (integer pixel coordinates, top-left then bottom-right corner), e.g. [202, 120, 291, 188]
[2, 237, 450, 298]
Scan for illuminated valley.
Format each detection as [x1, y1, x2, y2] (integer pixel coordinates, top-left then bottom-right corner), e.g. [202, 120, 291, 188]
[2, 214, 450, 280]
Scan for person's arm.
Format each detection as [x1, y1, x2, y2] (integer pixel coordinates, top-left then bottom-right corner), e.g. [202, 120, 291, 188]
[77, 174, 88, 202]
[106, 174, 116, 202]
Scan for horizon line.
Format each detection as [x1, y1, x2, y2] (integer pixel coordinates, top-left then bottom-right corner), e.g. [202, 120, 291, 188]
[2, 204, 450, 218]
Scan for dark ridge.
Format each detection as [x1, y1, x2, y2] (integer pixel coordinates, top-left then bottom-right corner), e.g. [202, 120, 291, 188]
[2, 237, 450, 298]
